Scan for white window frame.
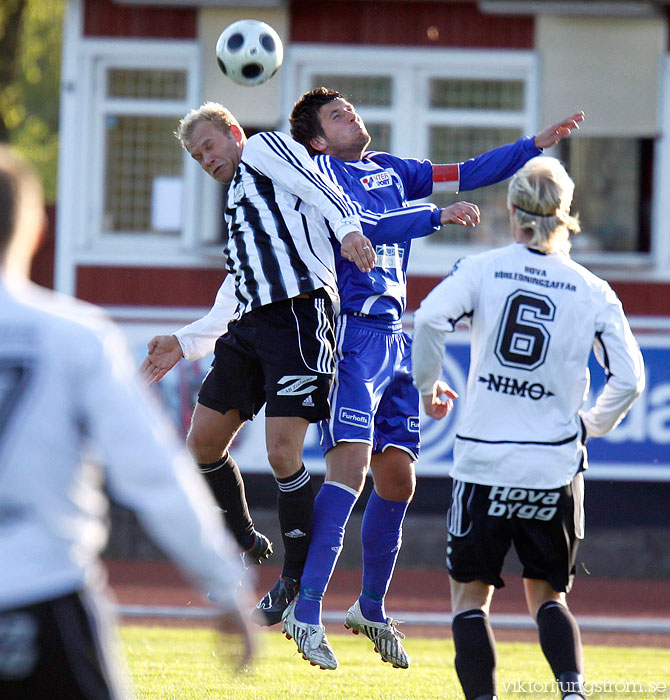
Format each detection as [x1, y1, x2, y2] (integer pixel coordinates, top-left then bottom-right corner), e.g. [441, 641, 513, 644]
[282, 44, 538, 275]
[60, 38, 220, 267]
[284, 44, 667, 277]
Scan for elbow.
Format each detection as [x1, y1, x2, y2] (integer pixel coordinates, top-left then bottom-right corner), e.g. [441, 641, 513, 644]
[412, 306, 431, 335]
[624, 371, 646, 402]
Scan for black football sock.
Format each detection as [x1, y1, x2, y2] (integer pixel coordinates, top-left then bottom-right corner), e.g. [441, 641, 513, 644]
[198, 454, 255, 550]
[536, 600, 585, 697]
[276, 464, 314, 580]
[451, 609, 498, 700]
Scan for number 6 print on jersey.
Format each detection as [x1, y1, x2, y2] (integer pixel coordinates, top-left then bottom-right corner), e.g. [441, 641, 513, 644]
[495, 290, 556, 371]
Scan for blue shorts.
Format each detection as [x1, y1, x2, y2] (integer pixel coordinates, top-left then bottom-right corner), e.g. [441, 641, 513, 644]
[319, 313, 420, 459]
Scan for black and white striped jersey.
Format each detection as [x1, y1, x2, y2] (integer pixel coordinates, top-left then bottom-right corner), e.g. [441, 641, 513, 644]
[412, 243, 645, 489]
[224, 131, 361, 315]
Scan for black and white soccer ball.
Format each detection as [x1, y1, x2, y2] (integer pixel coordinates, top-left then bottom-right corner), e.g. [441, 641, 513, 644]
[215, 19, 284, 87]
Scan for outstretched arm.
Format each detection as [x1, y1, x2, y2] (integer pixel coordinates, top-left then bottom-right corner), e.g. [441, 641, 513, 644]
[430, 111, 585, 194]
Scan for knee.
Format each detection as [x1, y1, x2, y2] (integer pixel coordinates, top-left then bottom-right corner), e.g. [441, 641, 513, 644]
[266, 443, 301, 479]
[374, 458, 416, 502]
[378, 476, 415, 502]
[186, 424, 225, 464]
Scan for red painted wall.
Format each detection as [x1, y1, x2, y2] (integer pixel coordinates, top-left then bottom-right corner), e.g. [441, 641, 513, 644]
[407, 275, 670, 317]
[290, 0, 533, 48]
[83, 0, 196, 39]
[76, 266, 224, 307]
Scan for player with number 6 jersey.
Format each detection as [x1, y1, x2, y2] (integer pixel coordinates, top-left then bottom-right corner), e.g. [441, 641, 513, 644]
[412, 156, 645, 700]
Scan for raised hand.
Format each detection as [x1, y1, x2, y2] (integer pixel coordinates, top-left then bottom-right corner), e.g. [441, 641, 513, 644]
[535, 111, 585, 149]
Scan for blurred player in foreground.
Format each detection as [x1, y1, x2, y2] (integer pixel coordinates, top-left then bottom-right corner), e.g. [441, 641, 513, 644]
[0, 145, 253, 700]
[280, 88, 584, 670]
[412, 156, 645, 700]
[141, 102, 375, 625]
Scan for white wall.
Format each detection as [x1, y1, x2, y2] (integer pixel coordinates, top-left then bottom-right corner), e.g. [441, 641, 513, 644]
[537, 15, 666, 135]
[198, 6, 289, 128]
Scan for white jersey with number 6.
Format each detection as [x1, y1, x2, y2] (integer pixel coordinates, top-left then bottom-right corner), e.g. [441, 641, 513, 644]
[412, 242, 645, 489]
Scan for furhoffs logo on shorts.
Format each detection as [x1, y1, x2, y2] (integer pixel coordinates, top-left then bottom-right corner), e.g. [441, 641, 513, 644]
[339, 407, 371, 428]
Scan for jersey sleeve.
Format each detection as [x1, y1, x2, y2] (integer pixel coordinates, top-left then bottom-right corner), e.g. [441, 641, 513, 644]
[174, 275, 237, 361]
[580, 285, 646, 438]
[412, 256, 479, 395]
[313, 153, 441, 244]
[429, 136, 542, 195]
[381, 153, 434, 201]
[457, 136, 541, 192]
[78, 321, 243, 607]
[242, 131, 362, 243]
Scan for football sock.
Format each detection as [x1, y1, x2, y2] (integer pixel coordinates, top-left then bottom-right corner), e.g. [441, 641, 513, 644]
[294, 481, 358, 624]
[276, 465, 314, 581]
[536, 601, 585, 697]
[198, 455, 255, 550]
[451, 609, 498, 700]
[359, 489, 409, 623]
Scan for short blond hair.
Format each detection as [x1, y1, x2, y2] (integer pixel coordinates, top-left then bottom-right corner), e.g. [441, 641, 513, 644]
[175, 102, 241, 152]
[507, 156, 580, 255]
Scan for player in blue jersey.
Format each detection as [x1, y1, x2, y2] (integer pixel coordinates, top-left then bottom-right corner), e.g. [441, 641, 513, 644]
[280, 87, 584, 670]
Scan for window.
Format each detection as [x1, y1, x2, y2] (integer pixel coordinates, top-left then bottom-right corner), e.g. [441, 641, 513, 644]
[556, 137, 653, 256]
[309, 74, 394, 151]
[104, 114, 184, 235]
[73, 40, 204, 263]
[287, 45, 663, 273]
[284, 46, 538, 274]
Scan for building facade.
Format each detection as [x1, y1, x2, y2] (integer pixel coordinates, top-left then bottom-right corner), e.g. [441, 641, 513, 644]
[56, 0, 670, 495]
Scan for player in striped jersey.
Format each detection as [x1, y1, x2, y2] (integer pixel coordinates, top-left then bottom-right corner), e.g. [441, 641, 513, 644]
[412, 157, 644, 700]
[280, 88, 584, 669]
[144, 103, 375, 626]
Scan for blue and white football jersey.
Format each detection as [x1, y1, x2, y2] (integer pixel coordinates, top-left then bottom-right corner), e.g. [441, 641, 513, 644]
[314, 136, 541, 322]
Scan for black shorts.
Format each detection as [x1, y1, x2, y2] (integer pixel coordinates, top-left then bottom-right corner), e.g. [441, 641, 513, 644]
[199, 289, 335, 422]
[446, 474, 584, 593]
[0, 589, 126, 700]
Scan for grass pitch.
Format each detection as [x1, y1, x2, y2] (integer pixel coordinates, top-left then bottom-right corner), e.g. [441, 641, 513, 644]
[122, 625, 670, 700]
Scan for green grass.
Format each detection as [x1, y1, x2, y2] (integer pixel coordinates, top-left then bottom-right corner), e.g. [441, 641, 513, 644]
[121, 625, 670, 700]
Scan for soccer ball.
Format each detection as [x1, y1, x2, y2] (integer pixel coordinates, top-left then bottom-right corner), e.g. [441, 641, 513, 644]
[215, 19, 283, 87]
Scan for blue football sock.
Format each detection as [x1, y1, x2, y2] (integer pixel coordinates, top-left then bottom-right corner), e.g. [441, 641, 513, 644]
[359, 489, 409, 623]
[294, 481, 358, 625]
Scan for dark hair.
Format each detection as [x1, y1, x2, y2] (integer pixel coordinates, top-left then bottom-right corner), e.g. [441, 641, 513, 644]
[290, 87, 343, 155]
